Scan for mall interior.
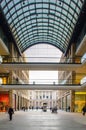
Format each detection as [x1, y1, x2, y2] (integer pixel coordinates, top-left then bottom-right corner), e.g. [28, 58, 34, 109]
[0, 0, 86, 114]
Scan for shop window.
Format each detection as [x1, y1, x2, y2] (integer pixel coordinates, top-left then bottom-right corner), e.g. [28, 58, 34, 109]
[0, 94, 9, 112]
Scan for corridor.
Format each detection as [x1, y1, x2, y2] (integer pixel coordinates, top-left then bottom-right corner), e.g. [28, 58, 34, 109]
[0, 110, 86, 130]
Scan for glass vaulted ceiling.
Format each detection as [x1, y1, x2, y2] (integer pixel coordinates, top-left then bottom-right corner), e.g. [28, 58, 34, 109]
[0, 0, 84, 53]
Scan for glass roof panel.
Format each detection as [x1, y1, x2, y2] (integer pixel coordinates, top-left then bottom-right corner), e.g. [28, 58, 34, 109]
[0, 0, 84, 53]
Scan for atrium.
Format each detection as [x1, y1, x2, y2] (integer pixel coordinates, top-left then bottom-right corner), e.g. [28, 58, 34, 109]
[0, 0, 86, 114]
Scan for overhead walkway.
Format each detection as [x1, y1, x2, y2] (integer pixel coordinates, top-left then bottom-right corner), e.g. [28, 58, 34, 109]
[0, 82, 86, 90]
[0, 58, 86, 90]
[0, 60, 86, 72]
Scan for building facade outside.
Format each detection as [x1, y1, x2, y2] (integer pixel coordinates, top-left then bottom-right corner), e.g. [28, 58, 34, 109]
[28, 90, 58, 109]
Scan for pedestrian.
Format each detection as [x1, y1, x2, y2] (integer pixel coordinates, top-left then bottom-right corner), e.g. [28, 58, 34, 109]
[68, 106, 70, 112]
[23, 106, 26, 111]
[8, 106, 14, 121]
[82, 104, 86, 116]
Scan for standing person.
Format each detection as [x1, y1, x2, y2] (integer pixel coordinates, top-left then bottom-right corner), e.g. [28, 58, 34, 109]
[8, 106, 14, 121]
[82, 104, 86, 116]
[68, 106, 70, 112]
[23, 106, 26, 111]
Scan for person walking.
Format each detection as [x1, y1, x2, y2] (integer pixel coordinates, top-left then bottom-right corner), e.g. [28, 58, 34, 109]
[8, 106, 14, 121]
[82, 104, 86, 116]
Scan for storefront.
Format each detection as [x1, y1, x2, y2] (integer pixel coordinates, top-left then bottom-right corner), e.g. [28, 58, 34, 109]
[75, 92, 86, 112]
[0, 92, 9, 112]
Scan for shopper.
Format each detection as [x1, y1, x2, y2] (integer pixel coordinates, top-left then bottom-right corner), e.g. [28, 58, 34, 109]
[8, 106, 14, 121]
[82, 105, 86, 116]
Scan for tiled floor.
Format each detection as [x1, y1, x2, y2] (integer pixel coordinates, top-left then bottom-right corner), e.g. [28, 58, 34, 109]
[0, 110, 86, 130]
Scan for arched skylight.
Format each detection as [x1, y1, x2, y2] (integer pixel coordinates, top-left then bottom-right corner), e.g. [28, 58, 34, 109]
[0, 0, 84, 53]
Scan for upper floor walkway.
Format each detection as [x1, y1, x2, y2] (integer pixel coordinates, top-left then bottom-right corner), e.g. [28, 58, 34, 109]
[0, 57, 86, 90]
[0, 57, 86, 72]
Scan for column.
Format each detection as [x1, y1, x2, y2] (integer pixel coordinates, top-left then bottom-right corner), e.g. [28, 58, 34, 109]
[70, 90, 75, 112]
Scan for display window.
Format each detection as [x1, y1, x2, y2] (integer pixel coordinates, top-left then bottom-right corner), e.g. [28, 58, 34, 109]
[0, 94, 9, 112]
[75, 92, 86, 112]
